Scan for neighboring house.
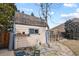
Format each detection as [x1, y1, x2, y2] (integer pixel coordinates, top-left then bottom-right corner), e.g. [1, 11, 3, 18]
[50, 18, 79, 41]
[50, 24, 65, 33]
[14, 12, 48, 49]
[49, 24, 65, 41]
[50, 18, 79, 34]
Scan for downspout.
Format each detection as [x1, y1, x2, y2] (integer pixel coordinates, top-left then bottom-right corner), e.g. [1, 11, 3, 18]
[12, 20, 16, 50]
[8, 16, 16, 50]
[45, 30, 48, 44]
[9, 31, 14, 50]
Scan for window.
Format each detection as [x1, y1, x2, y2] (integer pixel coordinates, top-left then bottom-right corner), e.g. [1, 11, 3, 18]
[29, 29, 34, 34]
[29, 29, 39, 34]
[35, 29, 38, 34]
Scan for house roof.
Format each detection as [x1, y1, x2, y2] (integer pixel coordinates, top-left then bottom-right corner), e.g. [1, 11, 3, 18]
[50, 23, 65, 32]
[50, 18, 79, 32]
[15, 12, 48, 27]
[71, 18, 79, 22]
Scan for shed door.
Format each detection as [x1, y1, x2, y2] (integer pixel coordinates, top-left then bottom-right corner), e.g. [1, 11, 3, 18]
[0, 32, 10, 49]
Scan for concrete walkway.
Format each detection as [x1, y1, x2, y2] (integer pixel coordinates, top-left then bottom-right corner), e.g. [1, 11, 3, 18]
[40, 41, 74, 56]
[0, 49, 14, 56]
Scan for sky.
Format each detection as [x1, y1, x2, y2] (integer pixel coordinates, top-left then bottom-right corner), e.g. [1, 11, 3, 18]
[15, 3, 79, 29]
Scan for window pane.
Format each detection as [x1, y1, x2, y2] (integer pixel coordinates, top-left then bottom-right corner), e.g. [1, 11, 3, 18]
[35, 29, 38, 34]
[29, 29, 34, 34]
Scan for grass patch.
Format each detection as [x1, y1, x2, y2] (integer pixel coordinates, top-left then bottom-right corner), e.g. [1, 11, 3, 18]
[60, 40, 79, 56]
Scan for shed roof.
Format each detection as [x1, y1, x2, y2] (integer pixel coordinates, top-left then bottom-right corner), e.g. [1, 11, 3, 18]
[15, 12, 48, 27]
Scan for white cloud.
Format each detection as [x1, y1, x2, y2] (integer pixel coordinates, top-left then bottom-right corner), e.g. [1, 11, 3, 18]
[61, 14, 69, 17]
[61, 7, 79, 18]
[61, 13, 73, 17]
[63, 3, 77, 7]
[19, 8, 33, 12]
[61, 13, 79, 18]
[76, 8, 79, 12]
[50, 11, 54, 15]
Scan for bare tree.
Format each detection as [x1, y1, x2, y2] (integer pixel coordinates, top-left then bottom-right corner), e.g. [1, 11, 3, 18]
[36, 3, 53, 47]
[39, 3, 52, 29]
